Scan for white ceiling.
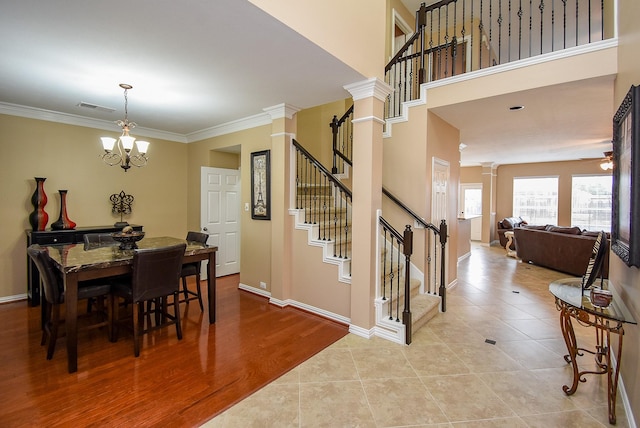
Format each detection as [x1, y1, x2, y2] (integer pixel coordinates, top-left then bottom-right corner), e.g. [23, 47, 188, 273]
[1, 0, 616, 167]
[0, 0, 364, 137]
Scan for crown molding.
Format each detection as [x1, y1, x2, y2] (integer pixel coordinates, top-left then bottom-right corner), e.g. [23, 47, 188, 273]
[185, 112, 273, 142]
[0, 101, 288, 143]
[0, 102, 188, 143]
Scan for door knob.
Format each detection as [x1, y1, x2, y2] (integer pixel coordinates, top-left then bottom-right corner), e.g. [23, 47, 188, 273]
[202, 227, 208, 231]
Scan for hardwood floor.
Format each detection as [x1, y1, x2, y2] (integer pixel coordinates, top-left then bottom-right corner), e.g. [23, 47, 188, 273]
[0, 274, 348, 427]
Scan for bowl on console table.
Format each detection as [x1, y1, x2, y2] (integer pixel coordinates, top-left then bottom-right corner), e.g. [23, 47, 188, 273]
[111, 231, 145, 250]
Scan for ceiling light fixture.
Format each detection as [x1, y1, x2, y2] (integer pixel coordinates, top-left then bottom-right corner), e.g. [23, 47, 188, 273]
[100, 84, 149, 172]
[600, 151, 613, 171]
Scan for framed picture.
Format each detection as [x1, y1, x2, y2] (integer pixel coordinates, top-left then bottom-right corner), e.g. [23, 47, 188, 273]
[611, 85, 640, 268]
[251, 150, 270, 220]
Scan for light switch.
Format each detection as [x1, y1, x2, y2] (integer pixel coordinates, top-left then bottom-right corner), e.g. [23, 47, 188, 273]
[244, 202, 249, 212]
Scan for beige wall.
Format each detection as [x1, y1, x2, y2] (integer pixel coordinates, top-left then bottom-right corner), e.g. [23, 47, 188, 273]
[460, 166, 482, 183]
[495, 160, 612, 231]
[296, 99, 351, 168]
[612, 1, 640, 425]
[427, 111, 461, 285]
[186, 126, 273, 292]
[248, 0, 386, 79]
[0, 114, 188, 299]
[381, 104, 460, 288]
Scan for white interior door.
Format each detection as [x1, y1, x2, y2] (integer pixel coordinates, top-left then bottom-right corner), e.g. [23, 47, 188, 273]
[431, 158, 450, 290]
[201, 167, 241, 277]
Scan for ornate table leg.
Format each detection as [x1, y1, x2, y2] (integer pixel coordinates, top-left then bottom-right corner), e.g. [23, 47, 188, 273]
[557, 300, 581, 395]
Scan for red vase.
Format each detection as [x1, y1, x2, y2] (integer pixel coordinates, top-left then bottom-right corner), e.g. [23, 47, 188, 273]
[28, 177, 49, 231]
[51, 190, 76, 230]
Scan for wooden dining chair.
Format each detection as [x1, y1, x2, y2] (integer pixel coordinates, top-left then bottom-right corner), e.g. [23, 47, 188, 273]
[110, 244, 186, 357]
[27, 244, 112, 360]
[179, 231, 209, 311]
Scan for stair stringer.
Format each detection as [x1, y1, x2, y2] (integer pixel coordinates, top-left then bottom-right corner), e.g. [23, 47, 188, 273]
[383, 82, 428, 139]
[288, 208, 351, 284]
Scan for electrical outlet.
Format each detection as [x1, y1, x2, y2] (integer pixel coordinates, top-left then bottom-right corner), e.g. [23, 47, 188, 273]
[259, 281, 267, 289]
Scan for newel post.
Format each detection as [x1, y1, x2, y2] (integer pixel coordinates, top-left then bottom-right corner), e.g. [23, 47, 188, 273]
[439, 219, 448, 312]
[402, 225, 414, 345]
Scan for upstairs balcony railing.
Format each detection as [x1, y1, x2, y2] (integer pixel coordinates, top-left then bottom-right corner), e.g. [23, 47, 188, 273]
[385, 0, 612, 118]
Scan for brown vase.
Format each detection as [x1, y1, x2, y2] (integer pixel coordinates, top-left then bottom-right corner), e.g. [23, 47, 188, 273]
[28, 177, 49, 231]
[51, 190, 76, 230]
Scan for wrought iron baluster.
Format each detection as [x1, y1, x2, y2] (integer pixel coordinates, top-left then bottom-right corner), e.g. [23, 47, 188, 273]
[395, 238, 401, 322]
[539, 0, 545, 54]
[518, 0, 523, 59]
[382, 228, 388, 301]
[575, 0, 579, 45]
[551, 0, 555, 52]
[389, 240, 395, 320]
[508, 0, 512, 63]
[498, 0, 503, 64]
[562, 0, 567, 49]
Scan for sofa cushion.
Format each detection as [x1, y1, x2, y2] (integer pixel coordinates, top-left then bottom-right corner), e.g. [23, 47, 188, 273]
[582, 230, 611, 239]
[522, 224, 548, 231]
[501, 216, 524, 229]
[546, 225, 582, 235]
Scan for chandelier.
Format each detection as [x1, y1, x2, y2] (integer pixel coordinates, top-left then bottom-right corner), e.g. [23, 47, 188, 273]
[100, 84, 149, 172]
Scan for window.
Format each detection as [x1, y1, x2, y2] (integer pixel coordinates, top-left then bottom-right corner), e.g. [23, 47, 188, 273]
[513, 177, 558, 225]
[571, 175, 612, 232]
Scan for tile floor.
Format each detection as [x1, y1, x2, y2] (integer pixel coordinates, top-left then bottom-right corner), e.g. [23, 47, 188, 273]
[204, 244, 631, 427]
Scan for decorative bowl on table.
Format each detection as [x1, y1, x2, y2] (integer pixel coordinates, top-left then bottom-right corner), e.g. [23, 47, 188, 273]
[111, 231, 145, 250]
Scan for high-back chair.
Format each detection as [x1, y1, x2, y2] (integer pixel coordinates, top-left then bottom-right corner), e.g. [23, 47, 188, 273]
[27, 244, 112, 360]
[111, 244, 186, 357]
[83, 233, 117, 250]
[180, 231, 209, 311]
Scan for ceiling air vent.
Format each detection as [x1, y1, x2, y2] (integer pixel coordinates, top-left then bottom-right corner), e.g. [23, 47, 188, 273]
[77, 102, 116, 113]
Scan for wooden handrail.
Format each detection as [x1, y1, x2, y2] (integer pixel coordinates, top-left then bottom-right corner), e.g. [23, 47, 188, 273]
[293, 139, 352, 198]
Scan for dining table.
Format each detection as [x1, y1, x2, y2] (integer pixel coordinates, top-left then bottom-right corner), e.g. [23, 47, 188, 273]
[44, 236, 218, 373]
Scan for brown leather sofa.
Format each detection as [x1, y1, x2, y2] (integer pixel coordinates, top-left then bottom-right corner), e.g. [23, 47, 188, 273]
[513, 225, 609, 277]
[497, 217, 527, 249]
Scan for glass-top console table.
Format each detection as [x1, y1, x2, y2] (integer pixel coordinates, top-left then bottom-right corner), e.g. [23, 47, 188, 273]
[549, 278, 636, 424]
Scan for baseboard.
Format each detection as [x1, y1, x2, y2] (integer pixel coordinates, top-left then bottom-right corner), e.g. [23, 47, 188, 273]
[238, 282, 270, 298]
[238, 282, 350, 326]
[457, 252, 471, 264]
[0, 294, 27, 304]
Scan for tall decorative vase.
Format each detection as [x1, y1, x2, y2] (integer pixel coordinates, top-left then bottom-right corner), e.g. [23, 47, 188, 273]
[28, 177, 49, 231]
[51, 190, 77, 230]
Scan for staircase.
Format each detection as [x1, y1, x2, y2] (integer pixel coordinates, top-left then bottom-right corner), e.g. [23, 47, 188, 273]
[375, 241, 441, 344]
[291, 140, 352, 284]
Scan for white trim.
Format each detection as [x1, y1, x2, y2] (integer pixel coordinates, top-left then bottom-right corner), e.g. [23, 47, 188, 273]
[351, 115, 386, 125]
[457, 252, 471, 264]
[238, 282, 270, 298]
[239, 282, 351, 325]
[186, 112, 273, 142]
[391, 9, 413, 59]
[349, 324, 376, 340]
[263, 103, 300, 120]
[425, 38, 618, 89]
[0, 102, 188, 143]
[0, 100, 284, 144]
[0, 294, 27, 304]
[344, 77, 393, 102]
